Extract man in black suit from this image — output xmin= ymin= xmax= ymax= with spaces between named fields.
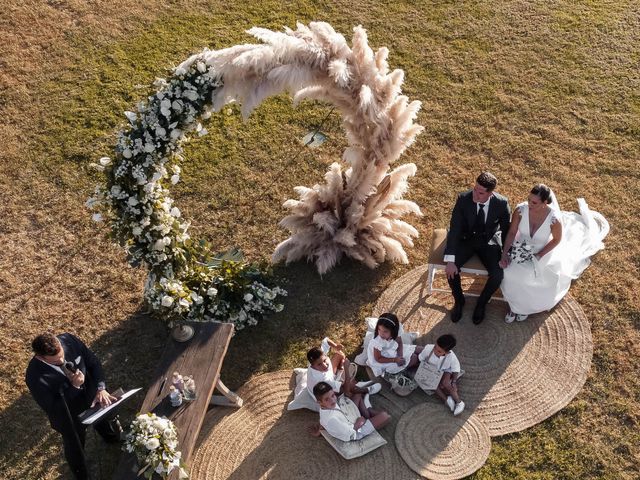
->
xmin=444 ymin=172 xmax=511 ymax=324
xmin=25 ymin=332 xmax=119 ymax=479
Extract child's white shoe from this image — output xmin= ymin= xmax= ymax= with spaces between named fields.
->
xmin=516 ymin=314 xmax=529 ymax=322
xmin=505 ymin=312 xmax=516 ymax=323
xmin=446 ymin=396 xmax=455 ymax=412
xmin=453 ymin=401 xmax=465 ymax=416
xmin=367 ymin=383 xmax=382 ymax=395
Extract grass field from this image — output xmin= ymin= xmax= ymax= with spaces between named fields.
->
xmin=1 ymin=1 xmax=638 ymax=479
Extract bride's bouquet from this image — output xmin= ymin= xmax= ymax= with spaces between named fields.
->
xmin=509 ymin=240 xmax=534 ymax=264
xmin=123 ymin=413 xmax=188 ymax=479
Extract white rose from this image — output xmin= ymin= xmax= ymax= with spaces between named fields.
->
xmin=175 ymin=67 xmax=187 ymax=76
xmin=243 ymin=293 xmax=253 ymax=302
xmin=170 ymin=207 xmax=181 ymax=217
xmin=170 ymin=128 xmax=183 ymax=140
xmin=122 ymin=148 xmax=132 ymax=159
xmin=207 ymin=287 xmax=218 ymax=297
xmin=99 ymin=157 xmax=112 ymax=166
xmin=143 ymin=143 xmax=155 ymax=153
xmin=145 ymin=437 xmax=160 ymax=450
xmin=155 ymin=126 xmax=166 ymax=137
xmin=132 ymin=226 xmax=142 ymax=236
xmin=153 ymin=239 xmax=165 ymax=251
xmin=183 ymin=90 xmax=199 ymax=101
xmin=196 ymin=61 xmax=206 ymax=73
xmin=190 ymin=292 xmax=203 ymax=304
xmin=161 ymin=296 xmax=174 ymax=307
xmin=128 ymin=197 xmax=139 ymax=206
xmin=170 ymin=174 xmax=180 ymax=185
xmin=178 ymin=298 xmax=190 ymax=308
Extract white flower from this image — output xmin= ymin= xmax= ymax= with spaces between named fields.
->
xmin=175 ymin=67 xmax=187 ymax=76
xmin=161 ymin=296 xmax=174 ymax=307
xmin=183 ymin=90 xmax=199 ymax=101
xmin=143 ymin=143 xmax=155 ymax=153
xmin=243 ymin=293 xmax=253 ymax=302
xmin=99 ymin=157 xmax=112 ymax=166
xmin=196 ymin=61 xmax=206 ymax=73
xmin=170 ymin=128 xmax=183 ymax=140
xmin=155 ymin=126 xmax=166 ymax=137
xmin=145 ymin=437 xmax=160 ymax=450
xmin=122 ymin=148 xmax=132 ymax=159
xmin=170 ymin=207 xmax=181 ymax=217
xmin=171 ymin=174 xmax=180 ymax=185
xmin=178 ymin=298 xmax=190 ymax=308
xmin=132 ymin=226 xmax=142 ymax=236
xmin=153 ymin=239 xmax=165 ymax=251
xmin=92 ymin=213 xmax=103 ymax=222
xmin=190 ymin=292 xmax=203 ymax=304
xmin=207 ymin=287 xmax=218 ymax=297
xmin=124 ymin=111 xmax=137 ymax=124
xmin=128 ymin=197 xmax=139 ymax=206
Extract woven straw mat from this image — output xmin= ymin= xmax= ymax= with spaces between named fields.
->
xmin=190 ymin=371 xmax=420 ymax=480
xmin=372 ymin=265 xmax=593 ymax=436
xmin=395 ymin=402 xmax=491 ymax=480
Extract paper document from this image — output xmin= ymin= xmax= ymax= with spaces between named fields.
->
xmin=80 ymin=388 xmax=142 ymax=425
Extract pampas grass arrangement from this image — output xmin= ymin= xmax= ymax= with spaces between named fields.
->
xmin=179 ymin=22 xmax=424 ymax=274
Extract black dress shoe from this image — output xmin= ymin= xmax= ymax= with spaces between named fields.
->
xmin=472 ymin=303 xmax=486 ymax=325
xmin=451 ymin=301 xmax=464 ymax=323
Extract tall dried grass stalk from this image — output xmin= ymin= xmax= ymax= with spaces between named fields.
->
xmin=181 ymin=22 xmax=423 ymax=273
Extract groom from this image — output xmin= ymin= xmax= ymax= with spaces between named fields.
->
xmin=444 ymin=172 xmax=511 ymax=324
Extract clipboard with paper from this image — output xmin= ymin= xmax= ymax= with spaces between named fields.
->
xmin=414 ymin=349 xmax=446 ymax=391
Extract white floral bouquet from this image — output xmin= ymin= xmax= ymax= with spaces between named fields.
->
xmin=124 ymin=413 xmax=188 ymax=479
xmin=508 ymin=240 xmax=534 ymax=264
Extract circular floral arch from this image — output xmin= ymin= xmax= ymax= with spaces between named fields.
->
xmin=89 ymin=22 xmax=423 ymax=328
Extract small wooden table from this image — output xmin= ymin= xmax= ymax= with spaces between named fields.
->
xmin=113 ymin=321 xmax=241 ymax=480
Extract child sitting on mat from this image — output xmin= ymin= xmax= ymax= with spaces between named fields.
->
xmin=417 ymin=334 xmax=465 ymax=416
xmin=366 ymin=313 xmax=422 ymax=377
xmin=307 ymin=338 xmax=381 ymax=398
xmin=310 ymin=381 xmax=390 ymax=441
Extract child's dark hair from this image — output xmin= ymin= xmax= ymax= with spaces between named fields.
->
xmin=307 ymin=346 xmax=323 ymax=364
xmin=436 ymin=334 xmax=456 ymax=351
xmin=313 ymin=381 xmax=333 ymax=400
xmin=374 ymin=312 xmax=400 ymax=339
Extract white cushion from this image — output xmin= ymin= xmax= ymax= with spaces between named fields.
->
xmin=287 ymin=368 xmax=319 ymax=412
xmin=320 ymin=430 xmax=387 ymax=459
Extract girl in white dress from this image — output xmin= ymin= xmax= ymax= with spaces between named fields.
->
xmin=366 ymin=313 xmax=421 ymax=377
xmin=499 ymin=184 xmax=609 ymax=322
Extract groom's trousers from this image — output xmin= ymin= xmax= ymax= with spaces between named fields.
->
xmin=447 ymin=239 xmax=503 ymax=306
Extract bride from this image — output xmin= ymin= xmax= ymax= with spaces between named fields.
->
xmin=499 ymin=184 xmax=609 ymax=323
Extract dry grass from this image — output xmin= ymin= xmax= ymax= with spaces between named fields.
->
xmin=0 ymin=1 xmax=638 ymax=479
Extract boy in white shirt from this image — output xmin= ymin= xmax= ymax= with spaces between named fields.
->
xmin=311 ymin=381 xmax=390 ymax=442
xmin=417 ymin=334 xmax=465 ymax=416
xmin=306 ymin=338 xmax=381 ymax=398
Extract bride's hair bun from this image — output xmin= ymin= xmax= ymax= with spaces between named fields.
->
xmin=531 ymin=183 xmax=552 ymax=204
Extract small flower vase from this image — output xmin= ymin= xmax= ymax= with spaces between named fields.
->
xmin=182 ymin=376 xmax=197 ymax=401
xmin=169 ymin=386 xmax=183 ymax=407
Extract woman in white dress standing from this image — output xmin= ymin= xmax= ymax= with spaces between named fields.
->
xmin=499 ymin=184 xmax=609 ymax=322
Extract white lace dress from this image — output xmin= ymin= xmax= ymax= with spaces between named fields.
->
xmin=501 ymin=199 xmax=609 ymax=315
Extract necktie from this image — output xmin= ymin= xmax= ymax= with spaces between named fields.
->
xmin=474 ymin=204 xmax=485 ymax=233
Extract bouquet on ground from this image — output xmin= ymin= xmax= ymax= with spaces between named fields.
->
xmin=123 ymin=413 xmax=188 ymax=479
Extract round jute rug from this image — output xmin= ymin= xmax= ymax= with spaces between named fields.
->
xmin=190 ymin=371 xmax=418 ymax=480
xmin=395 ymin=403 xmax=491 ymax=480
xmin=373 ymin=265 xmax=593 ymax=436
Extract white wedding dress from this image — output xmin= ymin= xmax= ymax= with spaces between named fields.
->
xmin=501 ymin=197 xmax=609 ymax=315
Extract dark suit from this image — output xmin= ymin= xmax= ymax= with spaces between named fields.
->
xmin=25 ymin=333 xmax=114 ymax=479
xmin=445 ymin=190 xmax=511 ymax=306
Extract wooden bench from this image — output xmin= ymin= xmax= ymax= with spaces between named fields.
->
xmin=427 ymin=228 xmax=504 ymax=300
xmin=113 ymin=321 xmax=241 ymax=480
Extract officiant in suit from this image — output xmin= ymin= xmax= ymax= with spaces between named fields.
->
xmin=444 ymin=172 xmax=511 ymax=324
xmin=25 ymin=332 xmax=119 ymax=479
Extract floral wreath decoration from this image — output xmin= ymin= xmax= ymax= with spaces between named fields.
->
xmin=88 ymin=22 xmax=423 ymax=329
